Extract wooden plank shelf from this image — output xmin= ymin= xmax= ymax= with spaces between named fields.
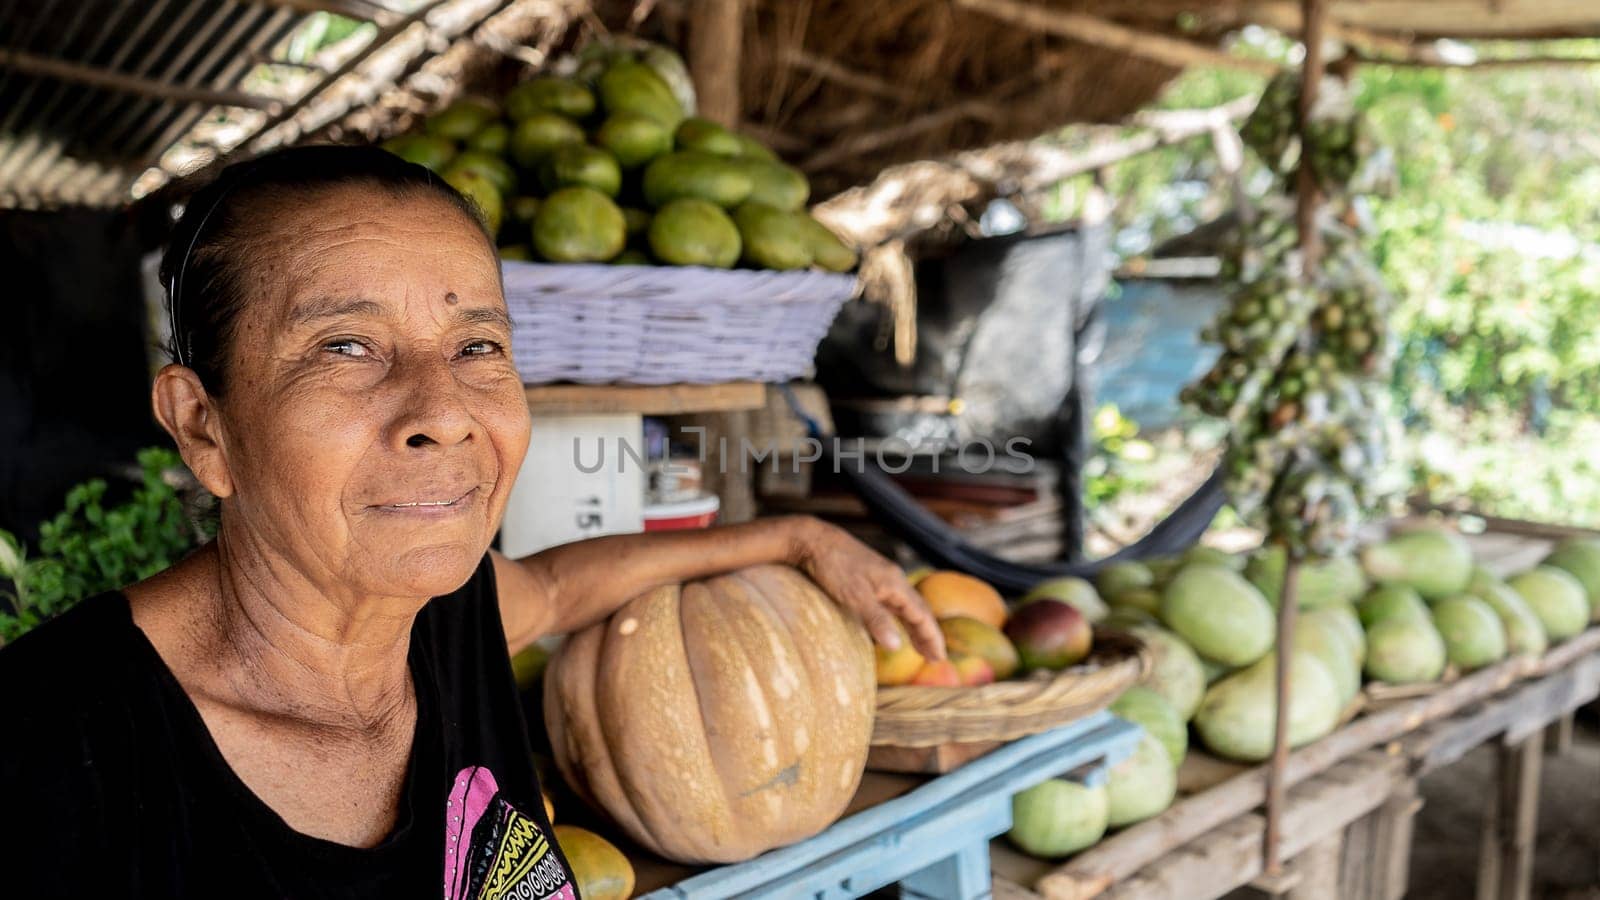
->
xmin=636 ymin=712 xmax=1143 ymax=900
xmin=524 ymin=382 xmax=766 ymax=416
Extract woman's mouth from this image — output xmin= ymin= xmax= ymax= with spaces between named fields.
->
xmin=374 ymin=486 xmax=479 ymax=515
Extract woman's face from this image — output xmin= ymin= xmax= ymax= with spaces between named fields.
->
xmin=210 ymin=185 xmax=530 ymax=599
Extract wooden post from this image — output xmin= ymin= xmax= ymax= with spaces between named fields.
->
xmin=1264 ymin=554 xmax=1302 ymax=874
xmin=1287 ymin=832 xmax=1344 ymax=900
xmin=1545 ymin=711 xmax=1574 ymax=756
xmin=687 ymin=0 xmax=743 ymax=127
xmin=1268 ymin=0 xmax=1328 ymax=877
xmin=1477 ymin=731 xmax=1543 ymax=900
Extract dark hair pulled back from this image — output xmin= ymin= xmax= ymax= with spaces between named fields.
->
xmin=159 ymin=144 xmax=491 ymax=394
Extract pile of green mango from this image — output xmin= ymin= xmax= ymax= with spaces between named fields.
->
xmin=1003 ymin=526 xmax=1599 ymax=863
xmin=380 ymin=41 xmax=856 ymax=272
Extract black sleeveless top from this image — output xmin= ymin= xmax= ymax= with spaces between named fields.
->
xmin=0 ymin=554 xmax=579 ymax=899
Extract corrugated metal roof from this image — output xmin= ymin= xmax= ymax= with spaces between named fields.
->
xmin=0 ymin=0 xmax=559 ymax=208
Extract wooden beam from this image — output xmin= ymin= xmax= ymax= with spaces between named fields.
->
xmin=0 ymin=48 xmax=280 ymax=111
xmin=687 ymin=0 xmax=743 ymax=127
xmin=524 ymin=382 xmax=766 ymax=417
xmin=780 ymin=48 xmax=919 ymax=104
xmin=262 ymin=0 xmax=401 ymax=26
xmin=1039 ymin=651 xmax=1539 ymax=899
xmin=953 ymin=0 xmax=1280 ymax=75
xmin=1353 ymin=50 xmax=1600 ymax=69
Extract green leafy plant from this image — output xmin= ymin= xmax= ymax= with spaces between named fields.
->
xmin=0 ymin=448 xmax=203 ymax=644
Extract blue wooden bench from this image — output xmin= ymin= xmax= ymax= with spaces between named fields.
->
xmin=640 ymin=711 xmax=1142 ymax=900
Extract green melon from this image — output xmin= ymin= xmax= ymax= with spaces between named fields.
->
xmin=1542 ymin=538 xmax=1600 ymax=613
xmin=1363 ymin=616 xmax=1447 ymax=684
xmin=1358 ymin=584 xmax=1430 ymax=628
xmin=1106 ymin=734 xmax=1177 ymax=827
xmin=1468 ymin=567 xmax=1548 ymax=657
xmin=1009 ymin=779 xmax=1108 ymax=858
xmin=1128 ymin=625 xmax=1206 ymax=722
xmin=1161 ymin=563 xmax=1275 ymax=667
xmin=1109 ymin=686 xmax=1186 ymax=768
xmin=1507 ymin=566 xmax=1589 ymax=640
xmin=1360 ymin=527 xmax=1473 ymax=600
xmin=1431 ymin=595 xmax=1508 ymax=670
xmin=1194 ymin=652 xmax=1342 ymax=762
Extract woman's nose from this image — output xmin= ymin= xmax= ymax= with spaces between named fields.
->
xmin=389 ymin=355 xmax=474 ymax=449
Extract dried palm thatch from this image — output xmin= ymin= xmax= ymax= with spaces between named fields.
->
xmin=612 ymin=0 xmax=1223 ymax=196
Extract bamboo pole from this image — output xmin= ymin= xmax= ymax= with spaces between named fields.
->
xmin=687 ymin=0 xmax=743 ymax=127
xmin=952 ymin=0 xmax=1281 ymax=76
xmin=0 ymin=48 xmax=280 ymax=111
xmin=1264 ymin=0 xmax=1329 ymax=877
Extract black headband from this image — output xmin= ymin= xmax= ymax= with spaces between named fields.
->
xmin=165 ymin=159 xmax=261 ymax=369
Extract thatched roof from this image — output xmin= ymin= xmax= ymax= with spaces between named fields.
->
xmin=4 ymin=0 xmax=1600 ymax=208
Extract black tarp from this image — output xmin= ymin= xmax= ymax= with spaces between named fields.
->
xmin=1 ymin=206 xmax=165 ymax=542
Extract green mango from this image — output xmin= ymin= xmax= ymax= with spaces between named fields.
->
xmin=1431 ymin=595 xmax=1507 ymax=670
xmin=510 ymin=643 xmax=550 ymax=691
xmin=595 ymin=112 xmax=674 ymax=168
xmin=648 ymin=198 xmax=740 ymax=268
xmin=1096 ymin=561 xmax=1155 ymax=599
xmin=444 ymin=150 xmax=517 ymax=196
xmin=1109 ymin=588 xmax=1161 ymax=619
xmin=675 ymin=116 xmax=744 ymax=156
xmin=1106 ymin=734 xmax=1177 ymax=827
xmin=1161 ymin=563 xmax=1275 ymax=668
xmin=506 ymin=76 xmax=595 ymax=121
xmin=1507 ymin=566 xmax=1589 ymax=640
xmin=621 ymin=207 xmax=652 ymax=236
xmin=737 ymin=157 xmax=810 ymax=211
xmin=467 ymin=121 xmax=510 ymax=155
xmin=639 ymin=44 xmax=697 ymax=114
xmin=1103 ymin=606 xmax=1159 ymax=630
xmin=642 ymin=151 xmax=754 ymax=208
xmin=1182 ymin=545 xmax=1242 ymax=571
xmin=381 ymin=133 xmax=457 ymax=171
xmin=1293 ymin=614 xmax=1361 ymax=705
xmin=1109 ymin=686 xmax=1186 ymax=768
xmin=1358 ymin=584 xmax=1429 ymax=628
xmin=443 ymin=168 xmax=503 ymax=235
xmin=1468 ymin=567 xmax=1548 ymax=657
xmin=510 ymin=113 xmax=585 ymax=169
xmin=1009 ymin=779 xmax=1107 ymax=858
xmin=1246 ymin=545 xmax=1368 ymax=609
xmin=1541 ymin=537 xmax=1600 ymax=613
xmin=1022 ymin=576 xmax=1109 ymax=623
xmin=540 ymin=144 xmax=622 ymax=197
xmin=598 ymin=60 xmax=684 ymax=128
xmin=1360 ymin=527 xmax=1473 ymax=600
xmin=798 ymin=213 xmax=857 ymax=272
xmin=1128 ymin=625 xmax=1206 ymax=721
xmin=733 ymin=203 xmax=812 ymax=271
xmin=1364 ymin=616 xmax=1448 ymax=684
xmin=508 ymin=196 xmax=542 ymax=225
xmin=612 ymin=248 xmax=654 ymax=266
xmin=532 ymin=187 xmax=625 ymax=263
xmin=734 ymin=132 xmax=778 ymax=161
xmin=1195 ymin=651 xmax=1342 ymax=762
xmin=426 ymin=97 xmax=499 ymax=140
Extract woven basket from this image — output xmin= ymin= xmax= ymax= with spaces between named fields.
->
xmin=502 ymin=261 xmax=856 ymax=385
xmin=872 ymin=630 xmax=1151 ymax=748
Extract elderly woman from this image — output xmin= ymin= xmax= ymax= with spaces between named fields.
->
xmin=0 ymin=145 xmax=943 ymax=899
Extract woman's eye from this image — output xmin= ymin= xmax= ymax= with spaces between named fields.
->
xmin=461 ymin=340 xmax=504 ymax=358
xmin=323 ymin=339 xmax=370 ymax=358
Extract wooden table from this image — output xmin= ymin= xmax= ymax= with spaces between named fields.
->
xmin=635 ymin=712 xmax=1143 ymax=899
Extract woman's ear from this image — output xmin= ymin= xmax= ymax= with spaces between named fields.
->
xmin=152 ymin=365 xmax=235 ymax=499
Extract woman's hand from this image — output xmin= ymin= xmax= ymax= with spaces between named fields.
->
xmin=789 ymin=518 xmax=946 ymax=661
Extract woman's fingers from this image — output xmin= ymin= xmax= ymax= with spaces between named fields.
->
xmin=878 ymin=577 xmax=946 ymax=660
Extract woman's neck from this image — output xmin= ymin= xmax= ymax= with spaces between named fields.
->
xmin=134 ymin=537 xmax=426 ymax=731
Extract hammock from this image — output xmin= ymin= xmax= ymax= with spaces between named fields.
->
xmin=781 ymin=386 xmax=1223 ymax=594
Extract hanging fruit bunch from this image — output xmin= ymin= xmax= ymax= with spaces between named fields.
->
xmin=1183 ymin=70 xmax=1400 ymax=557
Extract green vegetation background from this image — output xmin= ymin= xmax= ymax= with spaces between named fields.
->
xmin=1066 ymin=37 xmax=1600 ymax=529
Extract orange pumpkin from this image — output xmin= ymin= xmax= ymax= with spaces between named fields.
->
xmin=543 ymin=564 xmax=876 ymax=864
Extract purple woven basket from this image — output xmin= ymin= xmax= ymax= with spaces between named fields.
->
xmin=502 ymin=261 xmax=856 ymax=385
